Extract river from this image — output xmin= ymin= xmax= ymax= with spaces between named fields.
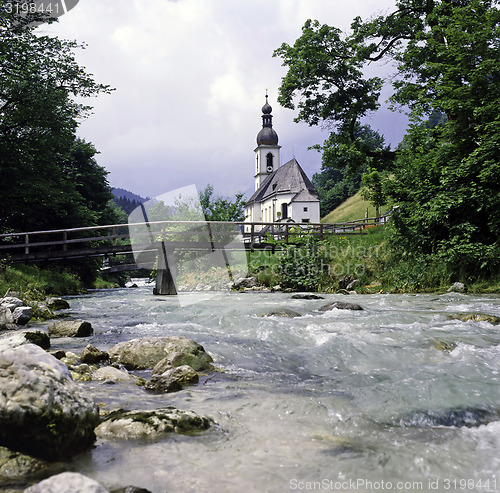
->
xmin=49 ymin=284 xmax=500 ymax=493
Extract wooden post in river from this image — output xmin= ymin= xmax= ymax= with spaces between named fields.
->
xmin=153 ymin=241 xmax=177 ymax=296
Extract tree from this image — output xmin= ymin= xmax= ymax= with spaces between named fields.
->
xmin=274 ymin=0 xmax=500 ymax=280
xmin=199 ymin=184 xmax=246 ymax=222
xmin=312 ymin=124 xmax=388 ymax=216
xmin=0 ymin=1 xmax=114 ymax=233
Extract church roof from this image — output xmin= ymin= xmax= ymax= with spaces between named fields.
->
xmin=247 ymin=158 xmax=319 ymax=205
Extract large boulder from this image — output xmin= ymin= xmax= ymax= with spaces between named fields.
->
xmin=24 ymin=472 xmax=109 ymax=493
xmin=12 ymin=306 xmax=33 ymax=325
xmin=145 ymin=365 xmax=199 ymax=393
xmin=0 ymin=344 xmax=99 ymax=461
xmin=45 ymin=297 xmax=71 ymax=310
xmin=152 ymin=350 xmax=213 ymax=374
xmin=95 ymin=407 xmax=213 ymax=440
xmin=48 ymin=320 xmax=93 ymax=338
xmin=319 ymin=301 xmax=364 ymax=311
xmin=93 ymin=366 xmax=135 ymax=383
xmin=108 ymin=336 xmax=213 ymax=371
xmin=80 ymin=344 xmax=109 ymax=364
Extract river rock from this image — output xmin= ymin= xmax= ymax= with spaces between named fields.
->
xmin=319 ymin=301 xmax=364 ymax=311
xmin=0 ymin=446 xmax=55 ymax=481
xmin=24 ymin=472 xmax=109 ymax=493
xmin=0 ymin=296 xmax=24 ymax=311
xmin=24 ymin=331 xmax=51 ymax=350
xmin=93 ymin=366 xmax=135 ymax=383
xmin=0 ymin=330 xmax=30 ymax=348
xmin=45 ymin=297 xmax=70 ymax=310
xmin=152 ymin=350 xmax=213 ymax=374
xmin=111 ymin=487 xmax=153 ymax=493
xmin=447 ymin=282 xmax=466 ymax=293
xmin=396 ymin=407 xmax=499 ymax=428
xmin=48 ymin=320 xmax=93 ymax=338
xmin=0 ymin=344 xmax=99 ymax=461
xmin=80 ymin=344 xmax=109 ymax=364
xmin=0 ymin=306 xmax=15 ymax=329
xmin=12 ymin=306 xmax=33 ymax=325
xmin=233 ymin=276 xmax=258 ymax=290
xmin=258 ymin=308 xmax=302 ymax=318
xmin=108 ymin=336 xmax=213 ymax=371
xmin=95 ymin=407 xmax=213 ymax=439
xmin=455 ymin=313 xmax=500 ymax=325
xmin=291 ymin=294 xmax=324 ymax=300
xmin=146 ymin=365 xmax=199 ymax=393
xmin=69 ymin=363 xmax=94 ymax=382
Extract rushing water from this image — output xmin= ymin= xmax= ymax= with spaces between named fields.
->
xmin=48 ymin=283 xmax=500 ymax=493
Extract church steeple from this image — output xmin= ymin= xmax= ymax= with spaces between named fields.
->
xmin=256 ymin=92 xmax=279 ymax=146
xmin=254 ymin=92 xmax=281 ymax=191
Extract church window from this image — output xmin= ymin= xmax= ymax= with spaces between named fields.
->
xmin=303 ymin=207 xmax=308 ymax=212
xmin=266 ymin=153 xmax=273 ymax=171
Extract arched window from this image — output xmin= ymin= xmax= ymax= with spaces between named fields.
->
xmin=266 ymin=153 xmax=273 ymax=172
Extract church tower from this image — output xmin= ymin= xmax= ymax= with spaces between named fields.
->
xmin=254 ymin=93 xmax=281 ymax=191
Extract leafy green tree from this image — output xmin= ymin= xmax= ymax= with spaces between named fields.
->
xmin=0 ymin=1 xmax=113 ymax=233
xmin=199 ymin=184 xmax=246 ymax=222
xmin=274 ymin=0 xmax=500 ymax=280
xmin=312 ymin=125 xmax=388 ymax=216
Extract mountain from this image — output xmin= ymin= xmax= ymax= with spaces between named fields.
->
xmin=111 ymin=188 xmax=149 ymax=215
xmin=111 ymin=187 xmax=149 ymax=203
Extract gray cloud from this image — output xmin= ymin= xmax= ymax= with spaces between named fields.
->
xmin=45 ymin=0 xmax=405 ymax=199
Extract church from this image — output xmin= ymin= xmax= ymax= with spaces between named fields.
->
xmin=244 ymin=95 xmax=320 ymax=229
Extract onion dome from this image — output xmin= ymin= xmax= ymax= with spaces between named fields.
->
xmin=256 ymin=94 xmax=279 ymax=146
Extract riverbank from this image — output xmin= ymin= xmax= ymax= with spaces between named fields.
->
xmin=2 ymin=227 xmax=499 ymax=301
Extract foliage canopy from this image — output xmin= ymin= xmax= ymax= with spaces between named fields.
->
xmin=274 ymin=0 xmax=500 ymax=281
xmin=0 ymin=1 xmax=115 ymax=233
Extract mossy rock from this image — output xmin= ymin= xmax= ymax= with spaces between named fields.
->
xmin=432 ymin=340 xmax=457 ymax=352
xmin=319 ymin=301 xmax=364 ymax=311
xmin=95 ymin=407 xmax=213 ymax=439
xmin=455 ymin=313 xmax=500 ymax=325
xmin=24 ymin=331 xmax=50 ymax=350
xmin=257 ymin=308 xmax=302 ymax=318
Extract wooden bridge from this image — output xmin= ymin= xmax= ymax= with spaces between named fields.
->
xmin=0 ymin=217 xmax=384 ymax=267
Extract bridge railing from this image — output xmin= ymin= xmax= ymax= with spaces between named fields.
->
xmin=0 ymin=217 xmax=385 ymax=263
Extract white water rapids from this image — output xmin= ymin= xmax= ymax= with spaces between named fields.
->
xmin=48 ymin=284 xmax=500 ymax=493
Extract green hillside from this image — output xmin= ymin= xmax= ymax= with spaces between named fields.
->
xmin=321 ymin=191 xmax=393 ymax=223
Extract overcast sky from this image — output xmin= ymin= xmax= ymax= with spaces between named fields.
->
xmin=44 ymin=0 xmax=407 ymax=200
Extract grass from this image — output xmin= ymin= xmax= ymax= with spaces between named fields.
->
xmin=322 ymin=191 xmax=393 ymax=223
xmin=0 ymin=263 xmax=86 ymax=300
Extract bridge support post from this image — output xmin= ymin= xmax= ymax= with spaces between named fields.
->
xmin=153 ymin=243 xmax=177 ymax=296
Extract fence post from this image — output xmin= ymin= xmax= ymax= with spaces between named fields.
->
xmin=112 ymin=226 xmax=117 ymax=247
xmin=63 ymin=231 xmax=68 ymax=251
xmin=24 ymin=234 xmax=29 ymax=255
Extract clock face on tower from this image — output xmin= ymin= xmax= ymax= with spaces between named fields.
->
xmin=267 ymin=165 xmax=273 ymax=173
